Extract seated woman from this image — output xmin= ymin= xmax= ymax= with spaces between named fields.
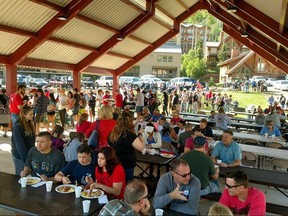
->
xmin=143 ymin=106 xmax=152 ymax=122
xmin=51 ymin=125 xmax=66 ymax=152
xmin=215 ymin=107 xmax=231 ymax=130
xmin=259 ymin=120 xmax=281 ymax=137
xmin=140 ymin=123 xmax=162 ymax=149
xmin=76 ymin=113 xmax=91 ymax=134
xmin=149 ymin=108 xmax=163 ymax=123
xmin=63 ymin=132 xmax=85 ymax=162
xmin=87 ymin=146 xmax=126 ymax=199
xmin=54 ymin=144 xmax=95 ymax=186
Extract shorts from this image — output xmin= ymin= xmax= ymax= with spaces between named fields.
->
xmin=47 ymin=111 xmax=56 ymax=116
xmin=34 ymin=113 xmax=45 ymax=123
xmin=136 ymin=106 xmax=143 ymax=113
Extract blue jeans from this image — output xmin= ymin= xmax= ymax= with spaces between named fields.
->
xmin=125 ymin=168 xmax=134 ymax=183
xmin=11 ymin=113 xmax=20 ymax=127
xmin=12 ymin=156 xmax=25 ymax=175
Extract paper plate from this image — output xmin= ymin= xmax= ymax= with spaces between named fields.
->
xmin=160 ymin=153 xmax=175 ymax=158
xmin=55 ymin=184 xmax=76 ymax=193
xmin=81 ymin=189 xmax=104 ymax=199
xmin=18 ymin=177 xmax=41 ymax=185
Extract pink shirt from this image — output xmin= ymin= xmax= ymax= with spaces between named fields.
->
xmin=220 ymin=188 xmax=266 ymax=216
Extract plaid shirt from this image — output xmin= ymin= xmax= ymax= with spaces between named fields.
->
xmin=99 ymin=199 xmax=139 ymax=216
xmin=35 ymin=95 xmax=49 ymax=114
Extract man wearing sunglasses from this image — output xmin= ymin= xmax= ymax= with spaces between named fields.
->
xmin=219 ymin=171 xmax=266 ymax=216
xmin=153 ymin=158 xmax=201 ymax=215
xmin=211 ymin=130 xmax=241 ymax=167
xmin=99 ymin=180 xmax=150 ymax=215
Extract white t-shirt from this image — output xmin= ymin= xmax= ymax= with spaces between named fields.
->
xmin=135 ymin=92 xmax=144 ymax=106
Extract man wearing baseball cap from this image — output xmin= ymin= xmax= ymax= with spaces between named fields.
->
xmin=182 ymin=136 xmax=220 ymax=195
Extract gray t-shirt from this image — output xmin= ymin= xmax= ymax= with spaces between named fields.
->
xmin=26 ymin=147 xmax=66 ymax=177
xmin=153 ymin=172 xmax=201 ymax=215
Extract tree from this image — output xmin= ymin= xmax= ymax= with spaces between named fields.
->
xmin=218 ymin=43 xmax=228 ymax=62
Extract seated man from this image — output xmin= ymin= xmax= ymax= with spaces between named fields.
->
xmin=20 ymin=132 xmax=66 ymax=182
xmin=182 ymin=137 xmax=220 ymax=196
xmin=153 ymin=158 xmax=201 ymax=215
xmin=211 ymin=130 xmax=242 ymax=167
xmin=99 ymin=180 xmax=150 ymax=215
xmin=193 ymin=118 xmax=214 ymax=140
xmin=177 ymin=123 xmax=193 ymax=154
xmin=220 ymin=171 xmax=266 ymax=215
xmin=184 ymin=128 xmax=209 ymax=153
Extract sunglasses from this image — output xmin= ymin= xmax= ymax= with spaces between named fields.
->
xmin=225 ymin=183 xmax=242 ymax=189
xmin=174 ymin=171 xmax=191 ymax=178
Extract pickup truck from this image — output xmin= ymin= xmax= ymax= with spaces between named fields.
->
xmin=82 ymin=77 xmax=94 ymax=89
xmin=95 ymin=76 xmax=113 ymax=87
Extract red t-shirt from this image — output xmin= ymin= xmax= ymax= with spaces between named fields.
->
xmin=185 ymin=137 xmax=209 ymax=152
xmin=95 ymin=164 xmax=126 ymax=199
xmin=170 ymin=117 xmax=182 ymax=125
xmin=115 ymin=94 xmax=123 ymax=108
xmin=220 ymin=188 xmax=266 ymax=216
xmin=85 ymin=119 xmax=116 ymax=148
xmin=76 ymin=121 xmax=92 ymax=134
xmin=102 ymin=94 xmax=110 ymax=106
xmin=10 ymin=93 xmax=23 ymax=114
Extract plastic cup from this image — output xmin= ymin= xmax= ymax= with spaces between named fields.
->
xmin=264 ymin=133 xmax=268 ymax=137
xmin=46 ymin=181 xmax=53 ymax=192
xmin=217 ymin=159 xmax=222 ymax=164
xmin=75 ymin=186 xmax=82 ymax=198
xmin=155 ymin=209 xmax=164 ymax=216
xmin=272 ymin=135 xmax=275 ymax=139
xmin=20 ymin=177 xmax=28 ymax=188
xmin=82 ymin=200 xmax=91 ymax=214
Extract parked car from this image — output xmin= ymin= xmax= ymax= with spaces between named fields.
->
xmin=95 ymin=76 xmax=113 ymax=87
xmin=81 ymin=77 xmax=94 ymax=89
xmin=141 ymin=77 xmax=164 ymax=87
xmin=120 ymin=76 xmax=143 ymax=88
xmin=266 ymin=78 xmax=277 ymax=86
xmin=27 ymin=78 xmax=48 ymax=88
xmin=249 ymin=76 xmax=265 ymax=83
xmin=274 ymin=80 xmax=288 ymax=90
xmin=170 ymin=77 xmax=196 ymax=88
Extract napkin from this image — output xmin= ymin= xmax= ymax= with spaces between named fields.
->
xmin=31 ymin=181 xmax=46 ymax=188
xmin=98 ymin=195 xmax=108 ymax=204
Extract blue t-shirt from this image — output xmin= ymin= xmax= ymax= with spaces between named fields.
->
xmin=259 ymin=126 xmax=281 ymax=136
xmin=212 ymin=141 xmax=242 ymax=164
xmin=61 ymin=160 xmax=95 ymax=185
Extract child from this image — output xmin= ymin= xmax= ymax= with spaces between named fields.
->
xmin=76 ymin=113 xmax=91 ymax=134
xmin=51 ymin=125 xmax=66 ymax=152
xmin=134 ymin=113 xmax=147 ymax=135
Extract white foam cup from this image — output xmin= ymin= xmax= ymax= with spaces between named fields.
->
xmin=45 ymin=181 xmax=53 ymax=192
xmin=217 ymin=159 xmax=222 ymax=164
xmin=155 ymin=209 xmax=164 ymax=216
xmin=264 ymin=133 xmax=268 ymax=137
xmin=75 ymin=186 xmax=82 ymax=198
xmin=82 ymin=200 xmax=91 ymax=213
xmin=272 ymin=135 xmax=275 ymax=139
xmin=20 ymin=177 xmax=28 ymax=188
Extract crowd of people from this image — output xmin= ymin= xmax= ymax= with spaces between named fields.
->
xmin=1 ymin=81 xmax=283 ymax=215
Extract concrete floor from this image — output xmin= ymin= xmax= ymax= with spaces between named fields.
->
xmin=0 ymin=129 xmax=286 ymax=215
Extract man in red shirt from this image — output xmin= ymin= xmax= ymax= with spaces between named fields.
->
xmin=115 ymin=89 xmax=123 ymax=108
xmin=220 ymin=171 xmax=266 ymax=216
xmin=10 ymin=84 xmax=27 ymax=126
xmin=102 ymin=90 xmax=111 ymax=106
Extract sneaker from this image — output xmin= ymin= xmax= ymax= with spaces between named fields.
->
xmin=3 ymin=134 xmax=7 ymax=138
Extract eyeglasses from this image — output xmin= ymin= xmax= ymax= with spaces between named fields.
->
xmin=225 ymin=183 xmax=242 ymax=189
xmin=137 ymin=194 xmax=149 ymax=203
xmin=174 ymin=171 xmax=191 ymax=178
xmin=268 ymin=124 xmax=273 ymax=126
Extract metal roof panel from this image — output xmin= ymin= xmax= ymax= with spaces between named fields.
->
xmin=0 ymin=32 xmax=28 ymax=55
xmin=157 ymin=0 xmax=186 ymax=18
xmin=28 ymin=41 xmax=91 ymax=64
xmin=52 ymin=18 xmax=115 ymax=48
xmin=91 ymin=54 xmax=129 ymax=70
xmin=110 ymin=38 xmax=148 ymax=57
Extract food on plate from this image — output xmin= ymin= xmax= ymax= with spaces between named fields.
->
xmin=160 ymin=153 xmax=174 ymax=158
xmin=57 ymin=185 xmax=75 ymax=193
xmin=81 ymin=189 xmax=103 ymax=198
xmin=27 ymin=178 xmax=41 ymax=185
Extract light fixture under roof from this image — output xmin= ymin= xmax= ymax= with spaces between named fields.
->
xmin=241 ymin=32 xmax=249 ymax=38
xmin=57 ymin=15 xmax=68 ymax=21
xmin=117 ymin=36 xmax=124 ymax=41
xmin=227 ymin=6 xmax=237 ymax=13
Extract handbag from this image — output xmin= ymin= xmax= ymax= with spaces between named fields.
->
xmin=87 ymin=120 xmax=100 ymax=149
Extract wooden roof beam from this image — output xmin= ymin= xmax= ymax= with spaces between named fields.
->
xmin=0 ymin=24 xmax=37 ymax=38
xmin=116 ymin=1 xmax=203 ymax=75
xmin=29 ymin=0 xmax=63 ymax=12
xmin=204 ymin=3 xmax=288 ymax=67
xmin=279 ymin=0 xmax=288 ymax=33
xmin=223 ymin=25 xmax=288 ymax=72
xmin=76 ymin=0 xmax=156 ymax=73
xmin=213 ymin=0 xmax=288 ymax=48
xmin=10 ymin=0 xmax=93 ymax=65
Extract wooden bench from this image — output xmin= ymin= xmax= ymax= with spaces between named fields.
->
xmin=201 ymin=193 xmax=288 ymax=215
